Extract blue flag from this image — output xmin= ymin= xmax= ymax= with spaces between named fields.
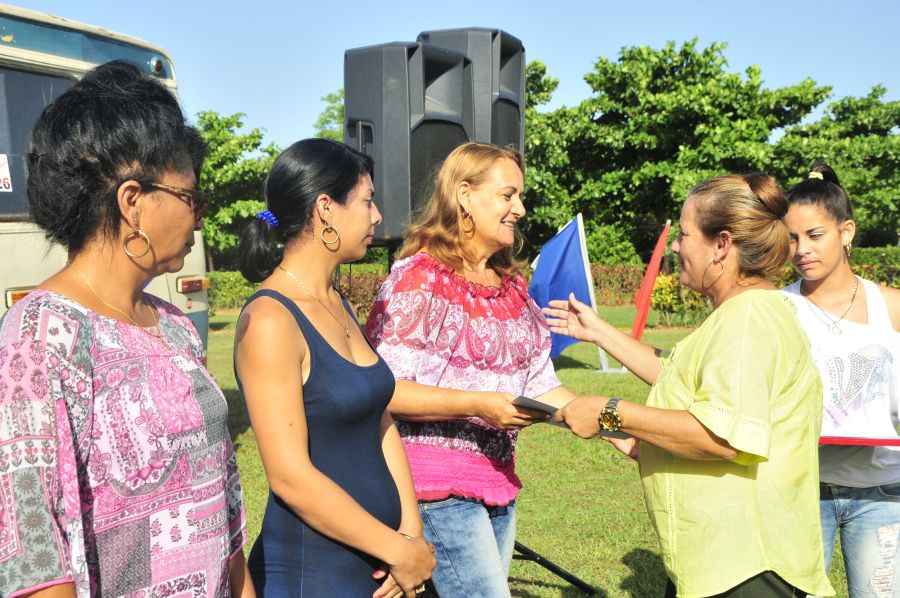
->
xmin=528 ymin=214 xmax=596 ymax=358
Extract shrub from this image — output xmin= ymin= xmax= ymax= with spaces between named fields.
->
xmin=650 ymin=273 xmax=711 ymax=327
xmin=591 ymin=264 xmax=645 ymax=306
xmin=337 ymin=270 xmax=387 ymax=321
xmin=852 ymin=247 xmax=900 ymax=289
xmin=650 ymin=246 xmax=899 ymax=327
xmin=773 ymin=247 xmax=899 ymax=289
xmin=585 ymin=225 xmax=642 ymax=266
xmin=208 ymin=271 xmax=257 ymax=313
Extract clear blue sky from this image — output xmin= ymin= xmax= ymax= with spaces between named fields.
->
xmin=15 ymin=0 xmax=900 ymax=149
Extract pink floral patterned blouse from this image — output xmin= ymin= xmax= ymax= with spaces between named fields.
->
xmin=0 ymin=290 xmax=245 ymax=597
xmin=365 ymin=253 xmax=561 ymax=506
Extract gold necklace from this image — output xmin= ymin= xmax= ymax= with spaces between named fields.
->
xmin=801 ymin=277 xmax=859 ymax=335
xmin=460 ymin=262 xmax=499 ymax=287
xmin=66 ymin=261 xmax=169 ymax=347
xmin=278 ymin=265 xmax=351 ymax=337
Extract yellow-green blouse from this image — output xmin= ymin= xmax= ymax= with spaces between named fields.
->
xmin=640 ymin=290 xmax=833 ymax=597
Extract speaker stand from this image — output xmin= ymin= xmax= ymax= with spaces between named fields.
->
xmin=513 ymin=541 xmax=600 ymax=594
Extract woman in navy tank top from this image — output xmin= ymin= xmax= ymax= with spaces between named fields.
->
xmin=234 ymin=138 xmax=435 ymax=597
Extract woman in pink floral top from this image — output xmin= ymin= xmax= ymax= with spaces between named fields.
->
xmin=0 ymin=62 xmax=249 ymax=597
xmin=365 ymin=142 xmax=576 ymax=596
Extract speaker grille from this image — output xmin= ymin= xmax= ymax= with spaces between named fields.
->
xmin=409 ymin=121 xmax=468 ymax=213
xmin=491 ymin=99 xmax=521 ymax=151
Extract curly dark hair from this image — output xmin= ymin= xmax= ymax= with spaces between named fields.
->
xmin=27 ymin=60 xmax=206 ymax=252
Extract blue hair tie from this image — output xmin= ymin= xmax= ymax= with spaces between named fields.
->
xmin=255 ymin=209 xmax=279 ymax=228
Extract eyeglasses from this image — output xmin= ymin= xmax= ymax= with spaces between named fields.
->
xmin=141 ymin=181 xmax=212 ymax=217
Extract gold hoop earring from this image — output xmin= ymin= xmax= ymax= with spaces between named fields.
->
xmin=123 ymin=228 xmax=152 ymax=258
xmin=702 ymin=258 xmax=725 ymax=288
xmin=320 ymin=221 xmax=340 ymax=245
xmin=461 ymin=210 xmax=475 ymax=234
xmin=844 ymin=243 xmax=852 ymax=260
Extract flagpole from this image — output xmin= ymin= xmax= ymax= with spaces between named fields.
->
xmin=576 ymin=214 xmax=627 ymax=374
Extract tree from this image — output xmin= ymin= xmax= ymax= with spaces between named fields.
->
xmin=521 ymin=60 xmax=581 ymax=257
xmin=563 ymin=40 xmax=829 ymax=257
xmin=771 ymin=86 xmax=900 ymax=246
xmin=196 ymin=111 xmax=280 ymax=269
xmin=314 ymin=89 xmax=344 ymax=141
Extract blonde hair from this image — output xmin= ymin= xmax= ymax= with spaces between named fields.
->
xmin=397 ymin=142 xmax=527 ymax=277
xmin=689 ymin=173 xmax=791 ymax=280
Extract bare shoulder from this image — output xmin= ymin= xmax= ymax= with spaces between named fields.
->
xmin=877 ymin=284 xmax=900 ymax=331
xmin=235 ymin=294 xmax=306 ymax=359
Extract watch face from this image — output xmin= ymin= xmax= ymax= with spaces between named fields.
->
xmin=600 ymin=412 xmax=615 ymax=429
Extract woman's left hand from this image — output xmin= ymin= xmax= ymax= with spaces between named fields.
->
xmin=604 ymin=436 xmax=640 ymax=460
xmin=372 ymin=569 xmax=404 ymax=598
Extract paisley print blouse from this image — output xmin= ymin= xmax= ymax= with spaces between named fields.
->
xmin=0 ymin=290 xmax=245 ymax=597
xmin=365 ymin=253 xmax=561 ymax=506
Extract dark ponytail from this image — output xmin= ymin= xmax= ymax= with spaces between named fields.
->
xmin=237 ymin=138 xmax=374 ymax=283
xmin=238 ymin=216 xmax=285 ymax=283
xmin=785 ymin=163 xmax=853 ymax=223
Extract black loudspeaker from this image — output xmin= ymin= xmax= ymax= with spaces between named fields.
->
xmin=417 ymin=28 xmax=525 ymax=152
xmin=344 ymin=42 xmax=474 ymax=242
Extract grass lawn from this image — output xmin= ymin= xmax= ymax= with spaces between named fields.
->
xmin=208 ymin=309 xmax=847 ymax=597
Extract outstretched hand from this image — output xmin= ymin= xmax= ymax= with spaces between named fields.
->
xmin=477 ymin=392 xmax=549 ymax=430
xmin=542 ymin=293 xmax=603 ymax=344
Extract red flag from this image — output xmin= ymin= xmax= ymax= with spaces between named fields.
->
xmin=631 ymin=220 xmax=671 ymax=341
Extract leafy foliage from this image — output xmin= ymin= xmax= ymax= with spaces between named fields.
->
xmin=650 ymin=274 xmax=712 ymax=326
xmin=650 ymin=246 xmax=900 ymax=325
xmin=197 ymin=111 xmax=280 ymax=268
xmin=585 ymin=224 xmax=642 ymax=265
xmin=770 ymin=86 xmax=900 ymax=246
xmin=521 ymin=60 xmax=580 ymax=257
xmin=591 ymin=264 xmax=644 ymax=305
xmin=523 ymin=40 xmax=831 ymax=261
xmin=313 ymin=89 xmax=344 ymax=142
xmin=207 ymin=270 xmax=257 ymax=312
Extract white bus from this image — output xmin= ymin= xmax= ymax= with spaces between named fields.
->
xmin=0 ymin=3 xmax=210 ymax=349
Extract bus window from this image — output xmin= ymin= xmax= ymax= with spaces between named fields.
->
xmin=0 ymin=67 xmax=73 ymax=218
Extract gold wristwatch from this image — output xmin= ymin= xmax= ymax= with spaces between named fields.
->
xmin=598 ymin=397 xmax=623 ymax=432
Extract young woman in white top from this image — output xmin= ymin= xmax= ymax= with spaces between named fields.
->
xmin=782 ymin=163 xmax=900 ymax=598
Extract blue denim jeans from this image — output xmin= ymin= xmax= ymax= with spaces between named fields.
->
xmin=418 ymin=496 xmax=516 ymax=598
xmin=820 ymin=482 xmax=900 ymax=598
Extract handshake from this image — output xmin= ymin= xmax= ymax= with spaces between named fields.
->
xmin=481 ymin=394 xmax=639 ymax=459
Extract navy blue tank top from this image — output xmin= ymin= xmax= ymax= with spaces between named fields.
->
xmin=239 ymin=289 xmax=401 ymax=597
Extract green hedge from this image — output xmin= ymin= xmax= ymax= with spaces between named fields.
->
xmin=208 ymin=246 xmax=899 ymax=324
xmin=590 ymin=264 xmax=645 ymax=305
xmin=208 ymin=271 xmax=257 ymax=312
xmin=208 ymin=264 xmax=389 ymax=318
xmin=649 ymin=246 xmax=900 ymax=326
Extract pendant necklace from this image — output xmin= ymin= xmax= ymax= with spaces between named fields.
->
xmin=801 ymin=277 xmax=859 ymax=335
xmin=279 ymin=265 xmax=351 ymax=337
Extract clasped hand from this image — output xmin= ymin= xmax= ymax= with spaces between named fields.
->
xmin=372 ymin=535 xmax=436 ymax=598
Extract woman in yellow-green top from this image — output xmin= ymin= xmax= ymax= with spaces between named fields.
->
xmin=543 ymin=173 xmax=833 ymax=598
